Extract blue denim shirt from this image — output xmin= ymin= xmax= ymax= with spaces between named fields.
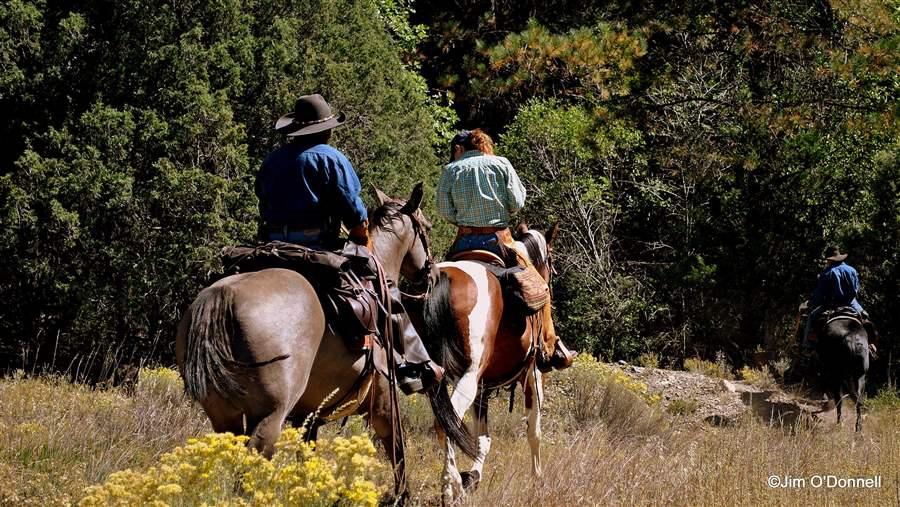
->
xmin=810 ymin=262 xmax=863 ymax=312
xmin=255 ymin=142 xmax=367 ymax=230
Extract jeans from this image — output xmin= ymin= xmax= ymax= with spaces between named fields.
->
xmin=447 ymin=233 xmax=505 ymax=258
xmin=268 ymin=230 xmax=324 ymax=249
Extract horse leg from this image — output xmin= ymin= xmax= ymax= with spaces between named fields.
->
xmin=246 ymin=408 xmax=288 ymax=458
xmin=461 ymin=389 xmax=490 ymax=491
xmin=202 ymin=391 xmax=245 ymax=434
xmin=367 ymin=375 xmax=407 ymax=501
xmin=524 ymin=365 xmax=544 ymax=478
xmin=442 ymin=369 xmax=479 ymax=505
xmin=833 ymin=384 xmax=843 ymax=427
xmin=853 ymin=375 xmax=866 ymax=432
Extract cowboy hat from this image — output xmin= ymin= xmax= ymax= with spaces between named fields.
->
xmin=275 ymin=94 xmax=346 ymax=137
xmin=822 ymin=245 xmax=848 ymax=262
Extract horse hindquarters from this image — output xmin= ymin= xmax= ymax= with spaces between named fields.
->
xmin=177 ymin=269 xmax=327 ymax=455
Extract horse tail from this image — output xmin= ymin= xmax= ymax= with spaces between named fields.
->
xmin=182 ymin=285 xmax=245 ymax=402
xmin=424 ymin=271 xmax=471 ymax=381
xmin=428 ymin=379 xmax=479 ymax=459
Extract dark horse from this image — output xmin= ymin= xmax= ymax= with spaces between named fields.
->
xmin=816 ymin=313 xmax=869 ymax=432
xmin=175 ymin=184 xmax=477 ymax=495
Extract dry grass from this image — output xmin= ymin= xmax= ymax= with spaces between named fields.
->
xmin=1 ymin=364 xmax=899 ymax=506
xmin=0 ymin=369 xmax=209 ymax=505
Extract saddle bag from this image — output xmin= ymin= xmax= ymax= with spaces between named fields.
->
xmin=508 ymin=267 xmax=551 ymax=313
xmin=482 ymin=265 xmax=550 ymax=315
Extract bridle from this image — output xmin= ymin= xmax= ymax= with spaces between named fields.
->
xmin=400 ymin=208 xmax=435 ymax=299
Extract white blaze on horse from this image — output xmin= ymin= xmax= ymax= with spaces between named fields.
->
xmin=416 ymin=223 xmax=576 ymax=504
xmin=175 ymin=184 xmax=477 ymax=497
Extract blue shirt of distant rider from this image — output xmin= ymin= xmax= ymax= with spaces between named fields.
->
xmin=809 ymin=262 xmax=863 ymax=313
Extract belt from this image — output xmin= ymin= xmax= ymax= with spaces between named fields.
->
xmin=267 ymin=225 xmax=323 ymax=235
xmin=457 ymin=226 xmax=506 ymax=235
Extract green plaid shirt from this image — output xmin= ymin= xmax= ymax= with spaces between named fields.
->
xmin=437 ymin=151 xmax=526 ymax=227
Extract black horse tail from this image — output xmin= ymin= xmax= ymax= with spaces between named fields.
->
xmin=428 ymin=379 xmax=479 ymax=459
xmin=182 ymin=285 xmax=246 ymax=401
xmin=423 ymin=271 xmax=471 ymax=381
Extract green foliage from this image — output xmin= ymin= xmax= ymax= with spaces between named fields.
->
xmin=867 ymin=385 xmax=900 ymax=412
xmin=0 ymin=0 xmax=445 ymax=369
xmin=500 ymin=99 xmax=654 ymax=358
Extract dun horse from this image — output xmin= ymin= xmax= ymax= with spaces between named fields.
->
xmin=416 ymin=224 xmax=576 ymax=504
xmin=175 ymin=184 xmax=477 ymax=494
xmin=816 ymin=312 xmax=870 ymax=432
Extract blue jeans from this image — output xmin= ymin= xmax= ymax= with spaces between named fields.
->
xmin=447 ymin=233 xmax=505 ymax=259
xmin=268 ymin=230 xmax=324 ymax=249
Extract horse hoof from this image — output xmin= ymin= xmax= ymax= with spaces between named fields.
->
xmin=460 ymin=470 xmax=481 ymax=491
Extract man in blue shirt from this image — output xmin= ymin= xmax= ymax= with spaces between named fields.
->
xmin=255 ymin=94 xmax=442 ymax=393
xmin=256 ymin=94 xmax=368 ymax=247
xmin=802 ymin=246 xmax=867 ymax=348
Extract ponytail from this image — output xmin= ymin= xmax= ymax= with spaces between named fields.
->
xmin=464 ymin=129 xmax=495 ymax=155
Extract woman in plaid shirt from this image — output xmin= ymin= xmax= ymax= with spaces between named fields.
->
xmin=437 ymin=129 xmax=527 ymax=259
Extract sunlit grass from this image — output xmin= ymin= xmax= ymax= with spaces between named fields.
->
xmin=1 ymin=362 xmax=898 ymax=506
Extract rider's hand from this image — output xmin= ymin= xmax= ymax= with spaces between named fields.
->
xmin=348 ymin=220 xmax=371 ymax=249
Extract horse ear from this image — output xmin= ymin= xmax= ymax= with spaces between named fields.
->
xmin=546 ymin=222 xmax=560 ymax=247
xmin=401 ymin=182 xmax=424 ymax=213
xmin=515 ymin=223 xmax=529 ymax=239
xmin=372 ymin=185 xmax=390 ymax=206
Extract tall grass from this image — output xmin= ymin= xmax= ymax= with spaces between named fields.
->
xmin=0 ymin=369 xmax=208 ymax=505
xmin=1 ymin=362 xmax=898 ymax=506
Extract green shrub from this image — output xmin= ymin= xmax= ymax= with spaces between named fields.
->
xmin=868 ymin=386 xmax=900 ymax=412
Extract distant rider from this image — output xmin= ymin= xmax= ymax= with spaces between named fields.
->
xmin=801 ymin=246 xmax=875 ymax=354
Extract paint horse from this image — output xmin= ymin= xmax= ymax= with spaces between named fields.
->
xmin=176 ymin=184 xmax=477 ymax=496
xmin=417 ymin=224 xmax=576 ymax=504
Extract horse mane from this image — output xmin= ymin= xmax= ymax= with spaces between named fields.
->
xmin=369 ymin=201 xmax=404 ymax=231
xmin=514 ymin=227 xmax=549 ymax=272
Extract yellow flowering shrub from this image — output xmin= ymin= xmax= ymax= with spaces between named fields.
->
xmin=567 ymin=354 xmax=660 ymax=405
xmin=738 ymin=366 xmax=776 ymax=389
xmin=551 ymin=354 xmax=660 ymax=426
xmin=79 ymin=428 xmax=384 ymax=507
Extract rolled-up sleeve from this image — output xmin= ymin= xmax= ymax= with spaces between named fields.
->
xmin=437 ymin=167 xmax=458 ymax=224
xmin=503 ymin=159 xmax=526 ymax=213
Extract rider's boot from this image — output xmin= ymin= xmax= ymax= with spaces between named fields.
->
xmin=391 ymin=309 xmax=444 ymax=395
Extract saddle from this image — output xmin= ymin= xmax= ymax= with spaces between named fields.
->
xmin=449 ymin=249 xmax=550 ymax=314
xmin=811 ymin=306 xmax=879 ymax=345
xmin=221 ymin=241 xmax=379 ymax=344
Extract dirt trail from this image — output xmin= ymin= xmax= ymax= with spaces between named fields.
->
xmin=612 ymin=362 xmax=842 ymax=427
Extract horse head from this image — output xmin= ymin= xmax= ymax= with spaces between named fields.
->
xmin=515 ymin=222 xmax=575 ymax=370
xmin=369 ymin=182 xmax=436 ymax=289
